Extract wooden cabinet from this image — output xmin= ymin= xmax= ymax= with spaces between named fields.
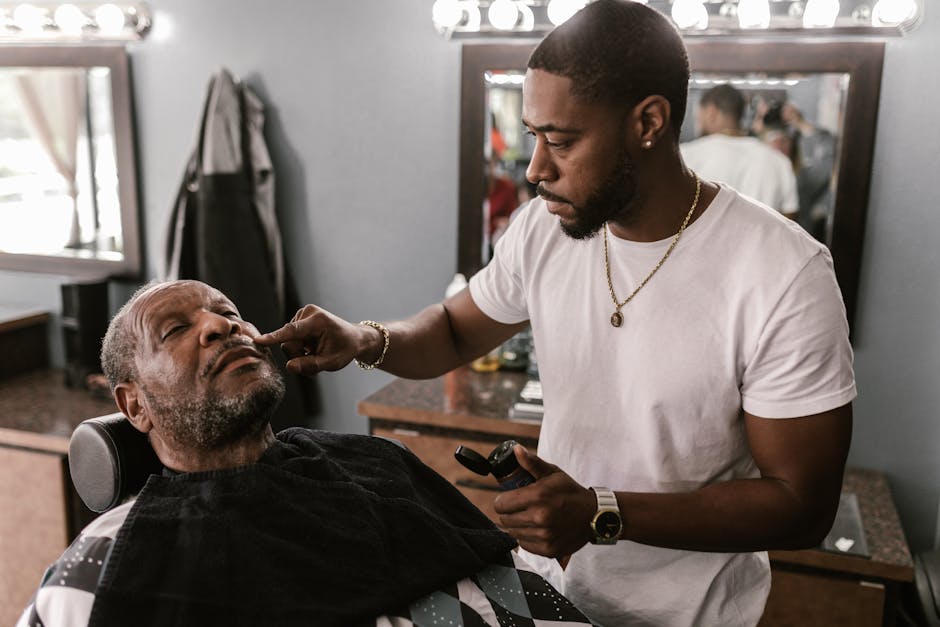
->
xmin=0 ymin=432 xmax=73 ymax=626
xmin=760 ymin=569 xmax=885 ymax=626
xmin=0 ymin=306 xmax=49 ymax=381
xmin=360 ymin=368 xmax=915 ymax=627
xmin=0 ymin=369 xmax=116 ymax=625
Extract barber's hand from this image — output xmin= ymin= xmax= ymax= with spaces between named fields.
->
xmin=254 ymin=305 xmax=368 ymax=376
xmin=493 ymin=445 xmax=597 ymax=558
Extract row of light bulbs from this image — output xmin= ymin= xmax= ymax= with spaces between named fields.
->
xmin=671 ymin=0 xmax=917 ymax=29
xmin=432 ymin=0 xmax=921 ymax=35
xmin=0 ymin=2 xmax=151 ymax=39
xmin=433 ymin=0 xmax=590 ymax=31
xmin=485 ymin=70 xmax=804 ymax=88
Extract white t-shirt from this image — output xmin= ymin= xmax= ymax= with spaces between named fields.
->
xmin=681 ymin=134 xmax=800 ymax=216
xmin=469 ymin=185 xmax=856 ymax=627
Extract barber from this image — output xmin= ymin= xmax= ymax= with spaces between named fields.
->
xmin=256 ymin=2 xmax=854 ymax=625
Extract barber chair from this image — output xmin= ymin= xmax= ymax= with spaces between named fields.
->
xmin=68 ymin=413 xmax=163 ymax=512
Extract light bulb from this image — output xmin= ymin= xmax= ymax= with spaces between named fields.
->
xmin=95 ymin=3 xmax=125 ymax=35
xmin=872 ymin=0 xmax=917 ymax=25
xmin=738 ymin=0 xmax=771 ymax=28
xmin=488 ymin=0 xmax=519 ymax=30
xmin=803 ymin=0 xmax=840 ymax=27
xmin=671 ymin=0 xmax=708 ymax=29
xmin=432 ymin=0 xmax=463 ymax=29
xmin=547 ymin=0 xmax=586 ymax=25
xmin=13 ymin=4 xmax=46 ymax=33
xmin=54 ymin=4 xmax=86 ymax=35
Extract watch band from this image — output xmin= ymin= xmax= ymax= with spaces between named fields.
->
xmin=590 ymin=487 xmax=622 ymax=545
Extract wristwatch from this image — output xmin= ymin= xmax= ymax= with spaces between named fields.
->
xmin=589 ymin=487 xmax=622 ymax=545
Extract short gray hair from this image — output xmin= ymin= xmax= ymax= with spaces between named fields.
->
xmin=100 ymin=279 xmax=167 ymax=390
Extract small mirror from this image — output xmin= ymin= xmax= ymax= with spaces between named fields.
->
xmin=0 ymin=46 xmax=140 ymax=278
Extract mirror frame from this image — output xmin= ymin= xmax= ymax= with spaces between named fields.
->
xmin=458 ymin=40 xmax=885 ymax=335
xmin=0 ymin=45 xmax=141 ymax=279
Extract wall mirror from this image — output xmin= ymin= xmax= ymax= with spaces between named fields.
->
xmin=458 ymin=41 xmax=885 ymax=335
xmin=0 ymin=45 xmax=140 ymax=278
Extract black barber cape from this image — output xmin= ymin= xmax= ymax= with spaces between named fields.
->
xmin=87 ymin=429 xmax=517 ymax=627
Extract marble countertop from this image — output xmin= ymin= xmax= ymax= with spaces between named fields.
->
xmin=0 ymin=369 xmax=118 ymax=451
xmin=358 ymin=366 xmax=540 ymax=439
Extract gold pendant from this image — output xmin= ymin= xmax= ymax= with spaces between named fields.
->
xmin=610 ymin=311 xmax=623 ymax=327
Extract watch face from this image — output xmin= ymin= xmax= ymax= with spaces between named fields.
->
xmin=594 ymin=511 xmax=622 ymax=539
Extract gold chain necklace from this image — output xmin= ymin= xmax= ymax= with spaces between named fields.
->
xmin=604 ymin=174 xmax=701 ymax=328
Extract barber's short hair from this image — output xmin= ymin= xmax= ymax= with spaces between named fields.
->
xmin=699 ymin=84 xmax=746 ymax=123
xmin=528 ymin=0 xmax=690 ymax=136
xmin=100 ymin=279 xmax=166 ymax=390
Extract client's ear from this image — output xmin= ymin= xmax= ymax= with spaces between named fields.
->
xmin=114 ymin=382 xmax=152 ymax=433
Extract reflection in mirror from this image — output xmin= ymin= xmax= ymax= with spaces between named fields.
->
xmin=482 ymin=70 xmax=530 ymax=264
xmin=460 ymin=42 xmax=885 ymax=336
xmin=481 ymin=70 xmax=848 ymax=258
xmin=0 ymin=46 xmax=139 ymax=278
xmin=682 ymin=71 xmax=847 ymax=243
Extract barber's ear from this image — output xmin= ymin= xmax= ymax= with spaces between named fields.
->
xmin=632 ymin=95 xmax=671 ymax=149
xmin=114 ymin=382 xmax=152 ymax=433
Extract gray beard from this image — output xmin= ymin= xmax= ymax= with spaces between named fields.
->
xmin=143 ymin=368 xmax=285 ymax=450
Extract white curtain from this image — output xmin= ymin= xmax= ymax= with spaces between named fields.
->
xmin=14 ymin=68 xmax=87 ymax=247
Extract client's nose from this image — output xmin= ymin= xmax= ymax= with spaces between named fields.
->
xmin=198 ymin=311 xmax=242 ymax=345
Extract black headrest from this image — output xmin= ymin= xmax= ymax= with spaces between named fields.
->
xmin=68 ymin=413 xmax=163 ymax=513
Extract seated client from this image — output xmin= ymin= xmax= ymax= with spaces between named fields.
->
xmin=19 ymin=279 xmax=592 ymax=627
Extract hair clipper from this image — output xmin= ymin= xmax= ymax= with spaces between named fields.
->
xmin=454 ymin=439 xmax=535 ymax=490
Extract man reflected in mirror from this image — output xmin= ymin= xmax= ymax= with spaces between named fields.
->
xmin=682 ymin=83 xmax=800 ymax=219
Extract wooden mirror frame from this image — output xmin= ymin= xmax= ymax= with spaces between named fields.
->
xmin=0 ymin=45 xmax=141 ymax=279
xmin=457 ymin=40 xmax=885 ymax=336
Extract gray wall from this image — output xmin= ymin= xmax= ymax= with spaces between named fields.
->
xmin=130 ymin=0 xmax=462 ymax=435
xmin=849 ymin=6 xmax=940 ymax=552
xmin=2 ymin=1 xmax=939 ymax=552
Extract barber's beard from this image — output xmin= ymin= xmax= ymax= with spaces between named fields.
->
xmin=142 ymin=364 xmax=285 ymax=450
xmin=552 ymin=147 xmax=638 ymax=240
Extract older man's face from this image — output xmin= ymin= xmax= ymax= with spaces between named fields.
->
xmin=129 ymin=281 xmax=284 ymax=449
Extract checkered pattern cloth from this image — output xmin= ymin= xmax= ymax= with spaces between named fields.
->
xmin=18 ymin=502 xmax=595 ymax=627
xmin=383 ymin=551 xmax=596 ymax=627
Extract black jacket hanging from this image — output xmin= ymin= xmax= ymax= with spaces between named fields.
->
xmin=164 ymin=68 xmax=308 ymax=428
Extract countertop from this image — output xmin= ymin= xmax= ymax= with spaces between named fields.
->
xmin=358 ymin=366 xmax=540 ymax=439
xmin=0 ymin=369 xmax=117 ymax=453
xmin=0 ymin=304 xmax=50 ymax=332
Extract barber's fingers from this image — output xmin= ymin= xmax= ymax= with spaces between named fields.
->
xmin=280 ymin=339 xmax=310 ymax=360
xmin=254 ymin=305 xmax=329 ymax=346
xmin=513 ymin=445 xmax=559 ymax=481
xmin=497 ymin=505 xmax=585 ymax=558
xmin=493 ymin=471 xmax=596 ymax=557
xmin=286 ymin=345 xmax=355 ymax=375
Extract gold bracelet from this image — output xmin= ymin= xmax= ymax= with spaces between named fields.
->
xmin=355 ymin=320 xmax=389 ymax=370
